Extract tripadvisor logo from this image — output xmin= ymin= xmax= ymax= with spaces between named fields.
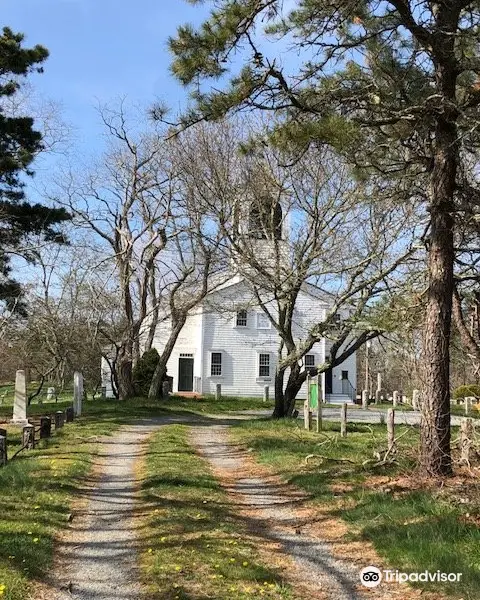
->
xmin=360 ymin=566 xmax=463 ymax=587
xmin=360 ymin=566 xmax=382 ymax=588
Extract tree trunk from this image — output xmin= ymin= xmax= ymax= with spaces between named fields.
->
xmin=149 ymin=359 xmax=167 ymax=399
xmin=272 ymin=368 xmax=286 ymax=417
xmin=284 ymin=364 xmax=305 ymax=416
xmin=421 ymin=108 xmax=456 ymax=476
xmin=116 ymin=342 xmax=136 ymax=401
xmin=148 ymin=317 xmax=187 ymax=399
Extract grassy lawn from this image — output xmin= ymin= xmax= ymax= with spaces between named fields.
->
xmin=141 ymin=424 xmax=299 ymax=600
xmin=230 ymin=418 xmax=480 ymax=600
xmin=0 ymin=397 xmax=173 ymax=600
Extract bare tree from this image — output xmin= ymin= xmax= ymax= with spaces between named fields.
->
xmin=52 ymin=104 xmax=226 ymax=400
xmin=173 ymin=122 xmax=421 ymax=415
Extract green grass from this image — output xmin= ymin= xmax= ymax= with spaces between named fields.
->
xmin=141 ymin=425 xmax=298 ymax=600
xmin=0 ymin=397 xmax=174 ymax=600
xmin=230 ymin=418 xmax=480 ymax=600
xmin=165 ymin=394 xmax=276 ymax=413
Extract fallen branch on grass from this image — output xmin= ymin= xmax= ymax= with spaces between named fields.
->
xmin=304 ymin=454 xmax=356 ymax=465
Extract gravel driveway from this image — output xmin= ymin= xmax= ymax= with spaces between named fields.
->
xmin=191 ymin=424 xmax=365 ymax=600
xmin=48 ymin=417 xmax=179 ymax=600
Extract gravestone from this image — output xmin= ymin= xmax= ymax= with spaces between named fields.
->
xmin=162 ymin=381 xmax=170 ymax=398
xmin=263 ymin=386 xmax=269 ymax=402
xmin=65 ymin=406 xmax=74 ymax=423
xmin=412 ymin=389 xmax=421 ymax=410
xmin=55 ymin=411 xmax=64 ymax=429
xmin=10 ymin=369 xmax=29 ymax=426
xmin=40 ymin=416 xmax=51 ymax=439
xmin=215 ymin=383 xmax=221 ymax=401
xmin=73 ymin=372 xmax=83 ymax=417
xmin=465 ymin=396 xmax=474 ymax=415
xmin=0 ymin=435 xmax=6 ymax=466
xmin=47 ymin=387 xmax=55 ymax=401
xmin=362 ymin=389 xmax=368 ymax=410
xmin=392 ymin=390 xmax=399 ymax=407
xmin=22 ymin=425 xmax=35 ymax=450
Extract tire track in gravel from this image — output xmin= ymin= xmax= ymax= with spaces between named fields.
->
xmin=189 ymin=423 xmax=447 ymax=600
xmin=46 ymin=416 xmax=185 ymax=600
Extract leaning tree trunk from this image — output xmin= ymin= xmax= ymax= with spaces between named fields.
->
xmin=284 ymin=364 xmax=306 ymax=417
xmin=273 ymin=368 xmax=286 ymax=418
xmin=421 ymin=107 xmax=457 ymax=476
xmin=148 ymin=318 xmax=187 ymax=399
xmin=148 ymin=359 xmax=168 ymax=399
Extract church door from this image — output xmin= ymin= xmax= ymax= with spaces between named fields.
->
xmin=178 ymin=357 xmax=194 ymax=392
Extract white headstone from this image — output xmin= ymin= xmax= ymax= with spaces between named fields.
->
xmin=392 ymin=390 xmax=399 ymax=407
xmin=377 ymin=373 xmax=382 ymax=392
xmin=73 ymin=371 xmax=83 ymax=417
xmin=362 ymin=389 xmax=368 ymax=410
xmin=47 ymin=387 xmax=55 ymax=401
xmin=11 ymin=369 xmax=29 ymax=425
xmin=412 ymin=389 xmax=420 ymax=410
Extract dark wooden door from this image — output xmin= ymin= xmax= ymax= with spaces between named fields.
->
xmin=178 ymin=358 xmax=194 ymax=392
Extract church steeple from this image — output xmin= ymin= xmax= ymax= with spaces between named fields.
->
xmin=231 ymin=165 xmax=289 ymax=275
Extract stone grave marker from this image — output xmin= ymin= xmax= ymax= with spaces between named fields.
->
xmin=73 ymin=372 xmax=83 ymax=417
xmin=10 ymin=369 xmax=29 ymax=426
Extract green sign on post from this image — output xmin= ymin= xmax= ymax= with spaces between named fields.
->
xmin=310 ymin=382 xmax=318 ymax=409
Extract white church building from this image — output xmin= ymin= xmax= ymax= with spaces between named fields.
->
xmin=102 ymin=181 xmax=357 ymax=402
xmin=152 ymin=274 xmax=356 ymax=402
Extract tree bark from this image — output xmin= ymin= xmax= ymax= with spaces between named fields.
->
xmin=284 ymin=364 xmax=303 ymax=416
xmin=116 ymin=341 xmax=136 ymax=400
xmin=421 ymin=107 xmax=457 ymax=476
xmin=148 ymin=318 xmax=187 ymax=399
xmin=273 ymin=368 xmax=286 ymax=417
xmin=149 ymin=359 xmax=168 ymax=399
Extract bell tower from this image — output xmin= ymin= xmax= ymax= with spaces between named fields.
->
xmin=231 ymin=167 xmax=290 ymax=276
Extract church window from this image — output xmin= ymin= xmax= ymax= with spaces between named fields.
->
xmin=236 ymin=310 xmax=248 ymax=327
xmin=259 ymin=353 xmax=270 ymax=377
xmin=210 ymin=352 xmax=222 ymax=376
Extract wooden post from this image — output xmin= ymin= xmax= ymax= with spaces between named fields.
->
xmin=65 ymin=406 xmax=74 ymax=423
xmin=316 ymin=374 xmax=322 ymax=432
xmin=40 ymin=416 xmax=51 ymax=439
xmin=215 ymin=383 xmax=221 ymax=401
xmin=54 ymin=411 xmax=64 ymax=429
xmin=0 ymin=429 xmax=7 ymax=464
xmin=304 ymin=374 xmax=311 ymax=430
xmin=341 ymin=403 xmax=347 ymax=437
xmin=460 ymin=418 xmax=474 ymax=463
xmin=22 ymin=425 xmax=35 ymax=449
xmin=263 ymin=386 xmax=269 ymax=402
xmin=387 ymin=409 xmax=395 ymax=453
xmin=0 ymin=435 xmax=6 ymax=466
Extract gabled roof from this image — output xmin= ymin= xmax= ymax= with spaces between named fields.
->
xmin=204 ymin=272 xmax=333 ymax=307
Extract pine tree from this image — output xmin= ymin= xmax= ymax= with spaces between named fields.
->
xmin=0 ymin=27 xmax=69 ymax=312
xmin=168 ymin=0 xmax=480 ymax=476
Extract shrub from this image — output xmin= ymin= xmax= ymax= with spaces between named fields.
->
xmin=133 ymin=348 xmax=160 ymax=396
xmin=453 ymin=384 xmax=480 ymax=400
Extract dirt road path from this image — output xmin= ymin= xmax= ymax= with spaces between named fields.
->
xmin=46 ymin=418 xmax=177 ymax=600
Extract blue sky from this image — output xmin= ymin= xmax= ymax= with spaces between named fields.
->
xmin=3 ymin=0 xmax=210 ymax=154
